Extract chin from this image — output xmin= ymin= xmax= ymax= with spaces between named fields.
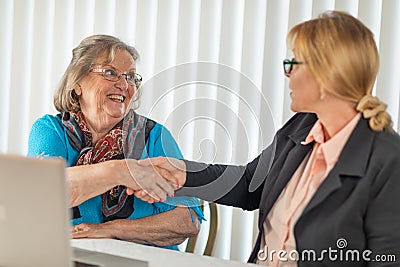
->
xmin=290 ymin=104 xmax=298 ymax=113
xmin=106 ymin=110 xmax=126 ymax=120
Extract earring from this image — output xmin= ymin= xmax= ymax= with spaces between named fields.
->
xmin=320 ymin=92 xmax=326 ymax=100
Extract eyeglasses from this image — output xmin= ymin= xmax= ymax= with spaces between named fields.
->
xmin=91 ymin=67 xmax=142 ymax=88
xmin=283 ymin=58 xmax=303 ymax=76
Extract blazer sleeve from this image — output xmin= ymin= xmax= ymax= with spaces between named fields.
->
xmin=179 ymin=143 xmax=270 ymax=211
xmin=178 ymin=112 xmax=317 ymax=211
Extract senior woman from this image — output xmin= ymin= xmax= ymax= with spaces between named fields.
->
xmin=28 ymin=34 xmax=204 ymax=250
xmin=139 ymin=11 xmax=400 ymax=266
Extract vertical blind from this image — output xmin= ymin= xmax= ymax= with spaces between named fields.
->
xmin=1 ymin=0 xmax=399 ymax=262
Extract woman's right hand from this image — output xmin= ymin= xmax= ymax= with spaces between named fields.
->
xmin=127 ymin=157 xmax=187 ymax=203
xmin=138 ymin=157 xmax=187 ymax=187
xmin=120 ymin=159 xmax=177 ymax=202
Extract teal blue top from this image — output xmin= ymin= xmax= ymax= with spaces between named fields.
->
xmin=28 ymin=114 xmax=204 ymax=250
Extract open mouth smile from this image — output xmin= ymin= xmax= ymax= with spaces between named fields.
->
xmin=107 ymin=94 xmax=125 ymax=103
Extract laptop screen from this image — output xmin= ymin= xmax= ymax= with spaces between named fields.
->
xmin=0 ymin=154 xmax=148 ymax=267
xmin=0 ymin=154 xmax=72 ymax=267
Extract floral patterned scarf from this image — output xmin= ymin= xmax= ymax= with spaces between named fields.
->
xmin=61 ymin=110 xmax=154 ymax=222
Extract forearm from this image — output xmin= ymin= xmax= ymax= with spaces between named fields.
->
xmin=67 ymin=160 xmax=131 ymax=207
xmin=178 ymin=149 xmax=267 ymax=210
xmin=68 ymin=158 xmax=175 ymax=207
xmin=178 ymin=160 xmax=251 ymax=205
xmin=183 ymin=160 xmax=228 ymax=187
xmin=103 ymin=207 xmax=200 ymax=246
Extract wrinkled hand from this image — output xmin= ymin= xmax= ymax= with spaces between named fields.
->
xmin=71 ymin=223 xmax=112 ymax=239
xmin=122 ymin=159 xmax=176 ymax=202
xmin=130 ymin=157 xmax=187 ymax=203
xmin=132 ymin=190 xmax=158 ymax=203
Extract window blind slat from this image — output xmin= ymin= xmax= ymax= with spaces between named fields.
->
xmin=262 ymin=0 xmax=290 ymax=126
xmin=73 ymin=0 xmax=95 ymax=45
xmin=172 ymin=1 xmax=201 ymax=158
xmin=29 ymin=0 xmax=54 ymax=128
xmin=8 ymin=0 xmax=34 ymax=153
xmin=0 ymin=1 xmax=14 ymax=152
xmin=50 ymin=0 xmax=75 ymax=111
xmin=335 ymin=0 xmax=358 ymax=15
xmin=114 ymin=0 xmax=137 ymax=45
xmin=312 ymin=0 xmax=335 ymax=17
xmin=376 ymin=0 xmax=400 ymax=130
xmin=94 ymin=0 xmax=116 ymax=35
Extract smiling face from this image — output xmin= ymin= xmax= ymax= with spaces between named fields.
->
xmin=74 ymin=49 xmax=137 ymax=132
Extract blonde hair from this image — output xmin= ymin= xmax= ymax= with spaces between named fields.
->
xmin=54 ymin=34 xmax=141 ymax=113
xmin=288 ymin=11 xmax=392 ymax=131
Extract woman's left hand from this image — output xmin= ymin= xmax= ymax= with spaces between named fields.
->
xmin=71 ymin=223 xmax=114 ymax=239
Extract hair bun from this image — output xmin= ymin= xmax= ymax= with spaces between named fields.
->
xmin=356 ymin=95 xmax=387 ymax=118
xmin=356 ymin=95 xmax=392 ymax=131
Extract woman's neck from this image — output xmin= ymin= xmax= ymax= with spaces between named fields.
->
xmin=316 ymin=98 xmax=358 ymax=141
xmin=84 ymin=115 xmax=120 ymax=144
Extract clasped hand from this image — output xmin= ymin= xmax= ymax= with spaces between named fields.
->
xmin=126 ymin=157 xmax=187 ymax=203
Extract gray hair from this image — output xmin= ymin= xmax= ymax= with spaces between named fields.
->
xmin=54 ymin=34 xmax=141 ymax=112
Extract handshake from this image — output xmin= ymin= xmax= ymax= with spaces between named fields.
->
xmin=125 ymin=157 xmax=187 ymax=203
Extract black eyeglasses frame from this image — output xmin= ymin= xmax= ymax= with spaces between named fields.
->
xmin=283 ymin=58 xmax=303 ymax=76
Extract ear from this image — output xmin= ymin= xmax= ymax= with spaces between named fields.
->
xmin=74 ymin=84 xmax=82 ymax=96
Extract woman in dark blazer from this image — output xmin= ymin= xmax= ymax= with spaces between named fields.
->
xmin=136 ymin=11 xmax=400 ymax=266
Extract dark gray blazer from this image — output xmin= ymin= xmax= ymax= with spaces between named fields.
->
xmin=180 ymin=112 xmax=400 ymax=266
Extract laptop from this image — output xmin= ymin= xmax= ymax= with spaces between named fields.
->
xmin=0 ymin=154 xmax=147 ymax=267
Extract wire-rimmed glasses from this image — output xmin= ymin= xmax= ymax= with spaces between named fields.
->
xmin=91 ymin=67 xmax=142 ymax=88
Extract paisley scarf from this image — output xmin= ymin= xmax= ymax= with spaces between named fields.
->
xmin=61 ymin=110 xmax=154 ymax=222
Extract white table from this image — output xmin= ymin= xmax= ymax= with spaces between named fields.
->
xmin=71 ymin=239 xmax=258 ymax=267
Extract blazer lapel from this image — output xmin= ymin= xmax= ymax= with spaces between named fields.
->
xmin=302 ymin=118 xmax=375 ymax=216
xmin=258 ymin=125 xmax=314 ymax=228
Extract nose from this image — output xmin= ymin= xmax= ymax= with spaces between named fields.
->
xmin=115 ymin=74 xmax=129 ymax=91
